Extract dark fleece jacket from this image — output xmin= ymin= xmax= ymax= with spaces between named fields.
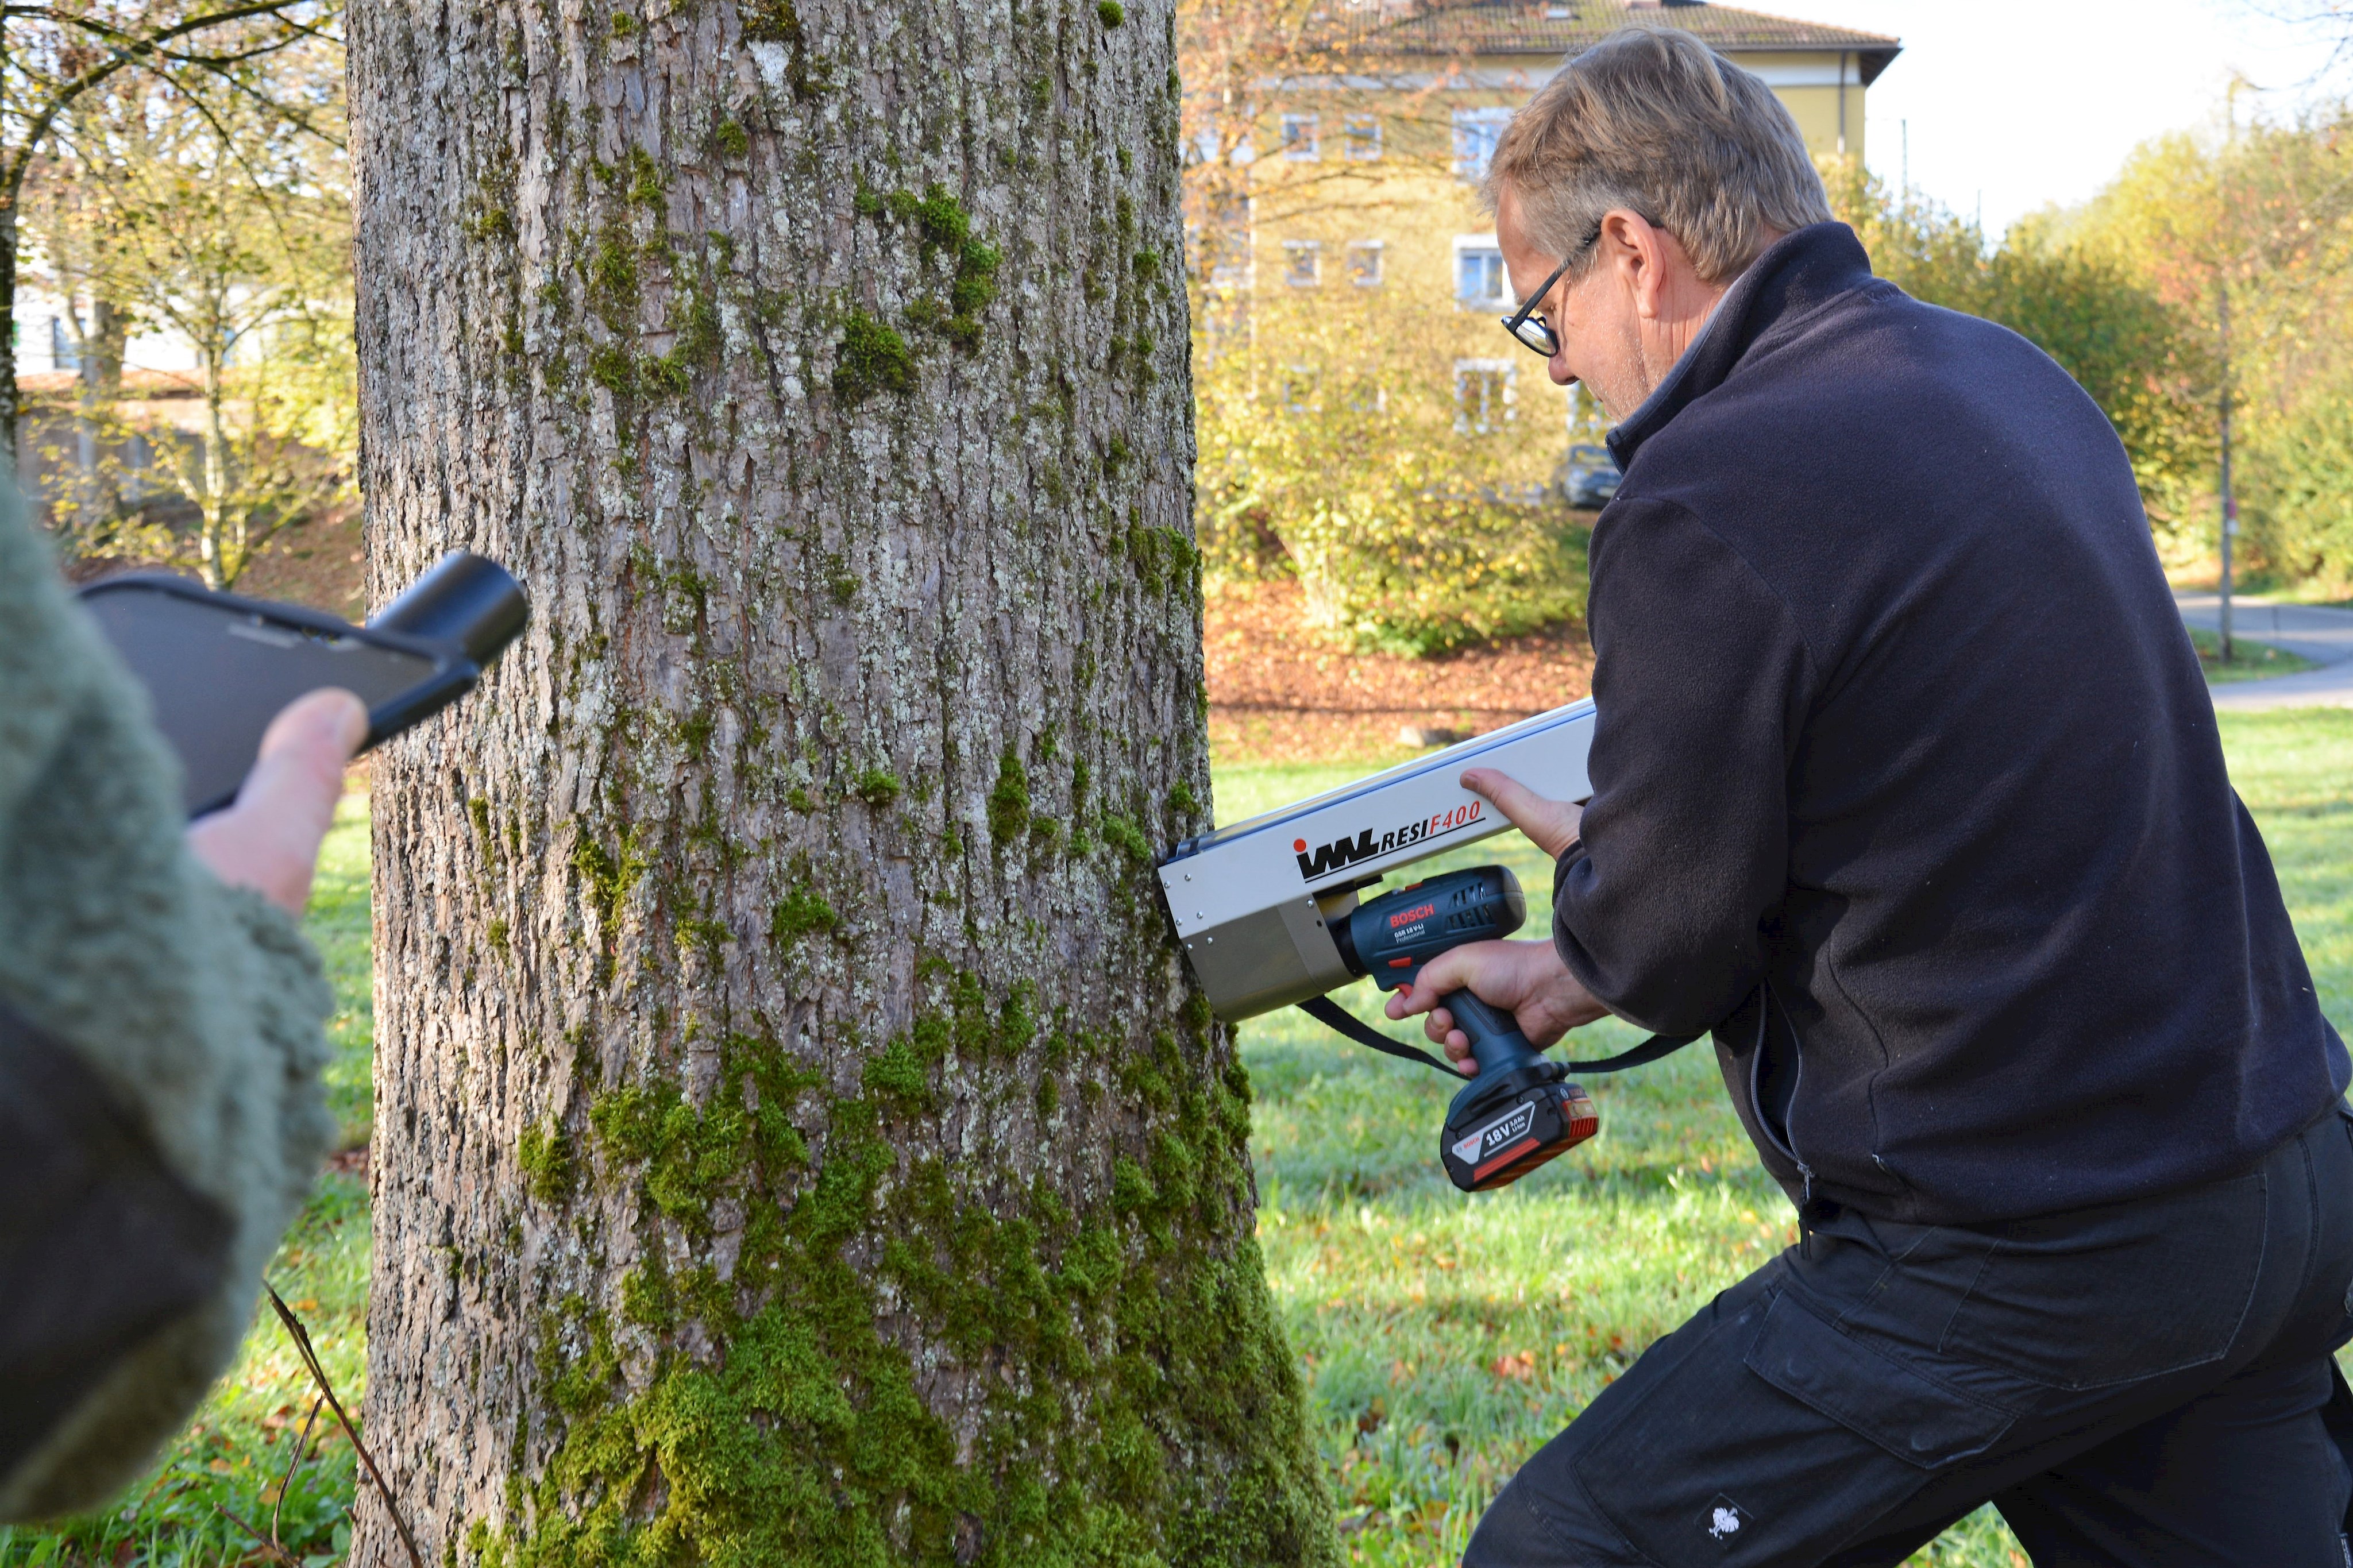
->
xmin=1556 ymin=222 xmax=2347 ymax=1226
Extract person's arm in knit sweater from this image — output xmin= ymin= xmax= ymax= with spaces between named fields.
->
xmin=0 ymin=491 xmax=364 ymax=1521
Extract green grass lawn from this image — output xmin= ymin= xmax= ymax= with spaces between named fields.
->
xmin=9 ymin=716 xmax=2352 ymax=1566
xmin=2186 ymin=625 xmax=2320 ymax=682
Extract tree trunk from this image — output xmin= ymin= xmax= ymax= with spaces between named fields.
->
xmin=1 ymin=199 xmax=21 ymax=478
xmin=198 ymin=344 xmax=232 ymax=588
xmin=347 ymin=2 xmax=1333 ymax=1565
xmin=86 ymin=296 xmax=124 ymax=400
xmin=69 ymin=300 xmax=124 ymax=531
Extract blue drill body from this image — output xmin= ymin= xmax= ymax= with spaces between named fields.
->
xmin=1333 ymin=867 xmax=1600 ymax=1191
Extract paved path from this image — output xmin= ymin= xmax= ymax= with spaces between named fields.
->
xmin=2175 ymin=593 xmax=2353 ymax=711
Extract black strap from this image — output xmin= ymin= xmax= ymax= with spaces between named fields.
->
xmin=1298 ymin=995 xmax=1457 ymax=1076
xmin=1563 ymin=1031 xmax=1703 ymax=1073
xmin=1294 ymin=994 xmax=1702 ymax=1078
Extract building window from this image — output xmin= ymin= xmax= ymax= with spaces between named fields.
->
xmin=1454 ymin=237 xmax=1509 ymax=309
xmin=1195 ymin=193 xmax=1253 ymax=287
xmin=1282 ymin=365 xmax=1315 ymax=414
xmin=1455 ymin=358 xmax=1517 ymax=434
xmin=1346 ymin=241 xmax=1384 ymax=287
xmin=1281 ymin=113 xmax=1320 ymax=161
xmin=1344 ymin=115 xmax=1383 ymax=161
xmin=1283 ymin=240 xmax=1321 ymax=287
xmin=1453 ymin=106 xmax=1512 ymax=180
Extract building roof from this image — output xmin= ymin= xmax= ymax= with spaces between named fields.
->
xmin=1328 ymin=1 xmax=1902 ymax=85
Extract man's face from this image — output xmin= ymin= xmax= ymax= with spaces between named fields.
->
xmin=1493 ymin=184 xmax=1658 ymax=419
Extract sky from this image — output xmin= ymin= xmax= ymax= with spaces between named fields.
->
xmin=1779 ymin=1 xmax=2347 ymax=237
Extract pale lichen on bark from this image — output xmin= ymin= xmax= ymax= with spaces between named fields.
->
xmin=351 ymin=0 xmax=1329 ymax=1561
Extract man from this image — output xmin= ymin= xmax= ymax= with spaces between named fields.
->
xmin=1386 ymin=27 xmax=2353 ymax=1566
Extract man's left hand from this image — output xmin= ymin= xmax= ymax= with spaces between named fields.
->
xmin=1382 ymin=764 xmax=1610 ymax=1072
xmin=1459 ymin=766 xmax=1583 ymax=857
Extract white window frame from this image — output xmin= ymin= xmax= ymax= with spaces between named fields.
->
xmin=1452 ymin=234 xmax=1510 ymax=310
xmin=1454 ymin=357 xmax=1517 ymax=434
xmin=1452 ymin=106 xmax=1512 ymax=181
xmin=1280 ymin=113 xmax=1321 ymax=161
xmin=1343 ymin=114 xmax=1383 ymax=161
xmin=1282 ymin=239 xmax=1322 ymax=288
xmin=1282 ymin=364 xmax=1316 ymax=415
xmin=1198 ymin=193 xmax=1254 ymax=289
xmin=1346 ymin=240 xmax=1384 ymax=287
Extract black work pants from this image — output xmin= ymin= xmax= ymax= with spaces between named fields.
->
xmin=1464 ymin=1107 xmax=2353 ymax=1566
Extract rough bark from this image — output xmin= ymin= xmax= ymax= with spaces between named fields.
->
xmin=348 ymin=1 xmax=1333 ymax=1564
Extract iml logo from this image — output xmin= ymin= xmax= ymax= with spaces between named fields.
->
xmin=1294 ymin=829 xmax=1380 ymax=880
xmin=1292 ymin=800 xmax=1484 ymax=881
xmin=1451 ymin=1102 xmax=1535 ymax=1167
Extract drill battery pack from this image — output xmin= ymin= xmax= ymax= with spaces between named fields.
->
xmin=1440 ymin=1065 xmax=1599 ymax=1193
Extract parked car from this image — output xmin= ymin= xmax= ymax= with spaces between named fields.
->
xmin=1557 ymin=443 xmax=1621 ymax=509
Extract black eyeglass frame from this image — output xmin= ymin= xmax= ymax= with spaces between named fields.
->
xmin=1496 ymin=218 xmax=1616 ymax=357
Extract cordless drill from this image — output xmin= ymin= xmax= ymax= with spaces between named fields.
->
xmin=1330 ymin=866 xmax=1600 ymax=1192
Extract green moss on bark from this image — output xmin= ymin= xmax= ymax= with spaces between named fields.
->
xmin=987 ymin=750 xmax=1031 ymax=844
xmin=771 ymin=885 xmax=840 ymax=946
xmin=518 ymin=1122 xmax=576 ymax=1205
xmin=570 ymin=827 xmax=646 ymax=929
xmin=1098 ymin=813 xmax=1151 ymax=864
xmin=835 ymin=310 xmax=915 ymax=403
xmin=468 ymin=994 xmax=1331 ymax=1568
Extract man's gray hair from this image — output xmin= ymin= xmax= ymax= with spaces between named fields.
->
xmin=1482 ymin=27 xmax=1833 ymax=283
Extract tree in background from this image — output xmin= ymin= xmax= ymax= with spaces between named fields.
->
xmin=1174 ymin=0 xmax=1460 ymax=286
xmin=22 ymin=116 xmax=133 ymax=533
xmin=2061 ymin=105 xmax=2353 ymax=584
xmin=0 ymin=0 xmax=339 ymax=458
xmin=345 ymin=0 xmax=1331 ymax=1562
xmin=106 ymin=65 xmax=349 ymax=587
xmin=1178 ymin=2 xmax=1581 ymax=657
xmin=1196 ymin=277 xmax=1579 ymax=655
xmin=21 ymin=50 xmax=352 ymax=586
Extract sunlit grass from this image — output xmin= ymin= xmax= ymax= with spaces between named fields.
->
xmin=312 ymin=791 xmax=375 ymax=1149
xmin=2186 ymin=625 xmax=2319 ymax=682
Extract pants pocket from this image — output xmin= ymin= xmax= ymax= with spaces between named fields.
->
xmin=1938 ymin=1171 xmax=2267 ymax=1389
xmin=1570 ymin=1290 xmax=2011 ymax=1566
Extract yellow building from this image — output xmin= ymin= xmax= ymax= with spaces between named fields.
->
xmin=1217 ymin=0 xmax=1900 ymax=442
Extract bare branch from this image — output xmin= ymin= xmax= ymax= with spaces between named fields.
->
xmin=265 ymin=1283 xmax=427 ymax=1568
xmin=209 ymin=1501 xmax=304 ymax=1568
xmin=270 ymin=1397 xmax=324 ymax=1546
xmin=3 ymin=0 xmax=327 ymax=200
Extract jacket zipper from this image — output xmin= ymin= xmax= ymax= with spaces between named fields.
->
xmin=1748 ymin=983 xmax=1816 ymax=1210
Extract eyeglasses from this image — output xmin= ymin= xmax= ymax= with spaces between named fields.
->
xmin=1498 ymin=220 xmax=1606 ymax=357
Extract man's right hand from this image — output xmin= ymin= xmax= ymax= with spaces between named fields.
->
xmin=1384 ymin=937 xmax=1610 ymax=1073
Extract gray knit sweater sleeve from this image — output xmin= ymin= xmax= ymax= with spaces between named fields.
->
xmin=0 ymin=499 xmax=337 ymax=1519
